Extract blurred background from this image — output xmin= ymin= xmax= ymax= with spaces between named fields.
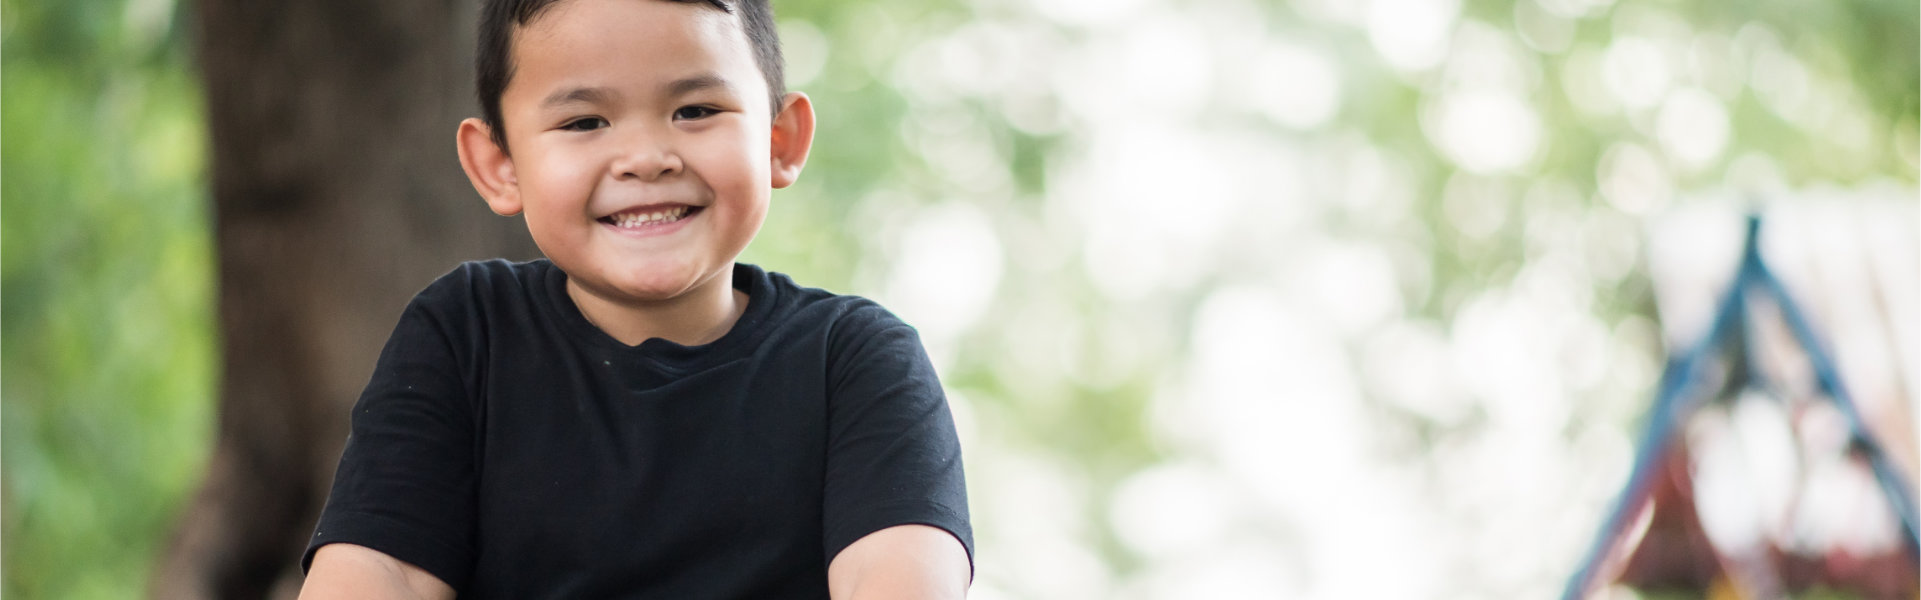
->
xmin=3 ymin=0 xmax=1916 ymax=598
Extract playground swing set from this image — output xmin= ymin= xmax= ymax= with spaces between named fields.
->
xmin=1563 ymin=216 xmax=1921 ymax=599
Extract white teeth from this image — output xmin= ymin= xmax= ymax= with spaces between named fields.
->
xmin=610 ymin=206 xmax=690 ymax=228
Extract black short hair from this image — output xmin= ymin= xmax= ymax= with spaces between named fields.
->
xmin=475 ymin=0 xmax=785 ymax=153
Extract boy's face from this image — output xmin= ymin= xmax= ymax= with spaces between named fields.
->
xmin=461 ymin=0 xmax=809 ymax=306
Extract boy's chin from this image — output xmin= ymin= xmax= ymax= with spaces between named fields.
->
xmin=583 ymin=265 xmax=726 ymax=304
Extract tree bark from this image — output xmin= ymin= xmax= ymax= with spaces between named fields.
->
xmin=152 ymin=1 xmax=536 ymax=597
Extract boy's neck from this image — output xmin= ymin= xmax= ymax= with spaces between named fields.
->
xmin=563 ymin=270 xmax=748 ymax=348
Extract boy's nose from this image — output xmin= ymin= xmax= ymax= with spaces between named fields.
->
xmin=610 ymin=137 xmax=682 ymax=181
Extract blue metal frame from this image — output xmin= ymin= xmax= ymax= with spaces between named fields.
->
xmin=1560 ymin=215 xmax=1921 ymax=600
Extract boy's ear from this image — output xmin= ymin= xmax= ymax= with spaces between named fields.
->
xmin=456 ymin=118 xmax=523 ymax=216
xmin=769 ymin=92 xmax=815 ymax=189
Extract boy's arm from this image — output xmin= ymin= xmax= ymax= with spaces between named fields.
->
xmin=827 ymin=524 xmax=971 ymax=600
xmin=301 ymin=266 xmax=483 ymax=594
xmin=820 ymin=305 xmax=974 ymax=599
xmin=300 ymin=543 xmax=455 ymax=600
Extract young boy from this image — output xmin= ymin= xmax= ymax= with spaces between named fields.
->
xmin=296 ymin=0 xmax=973 ymax=597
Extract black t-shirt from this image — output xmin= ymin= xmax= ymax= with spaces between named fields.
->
xmin=303 ymin=259 xmax=972 ymax=598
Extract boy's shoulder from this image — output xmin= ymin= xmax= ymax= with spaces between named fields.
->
xmin=746 ymin=265 xmax=917 ymax=340
xmin=396 ymin=258 xmax=548 ymax=315
xmin=420 ymin=257 xmax=548 ymax=296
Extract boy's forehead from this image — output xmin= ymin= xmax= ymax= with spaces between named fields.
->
xmin=503 ymin=0 xmax=763 ymax=107
xmin=512 ymin=0 xmax=750 ymax=69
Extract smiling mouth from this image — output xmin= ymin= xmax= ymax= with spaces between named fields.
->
xmin=598 ymin=205 xmax=702 ymax=228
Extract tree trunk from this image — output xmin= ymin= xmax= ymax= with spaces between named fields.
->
xmin=151 ymin=1 xmax=536 ymax=597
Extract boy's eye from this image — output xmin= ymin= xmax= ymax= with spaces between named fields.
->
xmin=674 ymin=106 xmax=718 ymax=120
xmin=560 ymin=117 xmax=607 ymax=131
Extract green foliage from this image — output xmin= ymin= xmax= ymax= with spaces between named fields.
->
xmin=1 ymin=0 xmax=215 ymax=598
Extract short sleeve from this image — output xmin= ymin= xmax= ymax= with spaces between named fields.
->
xmin=820 ymin=305 xmax=973 ymax=574
xmin=302 ymin=277 xmax=479 ymax=591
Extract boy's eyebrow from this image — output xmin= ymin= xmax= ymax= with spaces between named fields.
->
xmin=537 ymin=75 xmax=734 ymax=110
xmin=540 ymin=86 xmax=616 ymax=109
xmin=663 ymin=74 xmax=732 ymax=98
